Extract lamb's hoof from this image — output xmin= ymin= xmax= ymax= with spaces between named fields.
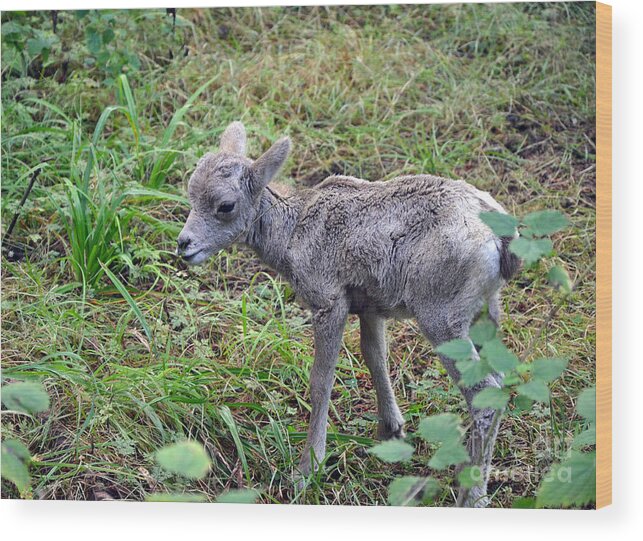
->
xmin=377 ymin=419 xmax=406 ymax=440
xmin=294 ymin=473 xmax=308 ymax=491
xmin=294 ymin=456 xmax=315 ymax=490
xmin=457 ymin=486 xmax=490 ymax=508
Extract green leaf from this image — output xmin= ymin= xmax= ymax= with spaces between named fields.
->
xmin=512 ymin=497 xmax=536 ymax=509
xmin=2 ymin=21 xmax=25 ymax=39
xmin=509 ymin=237 xmax=553 ymax=266
xmin=368 ymin=440 xmax=415 ymax=463
xmin=428 ymin=439 xmax=470 ymax=470
xmin=523 ymin=210 xmax=569 ymax=237
xmin=1 ymin=439 xmax=31 ymax=494
xmin=576 ymin=387 xmax=596 ymax=423
xmin=516 ymin=380 xmax=550 ymax=403
xmin=458 ymin=466 xmax=484 ymax=489
xmin=26 ymin=36 xmax=47 ymax=56
xmin=548 ymin=265 xmax=572 ymax=293
xmin=512 ymin=394 xmax=534 ymax=413
xmin=86 ymin=26 xmax=102 ymax=54
xmin=480 ymin=338 xmax=519 ymax=374
xmin=469 ymin=318 xmax=497 ymax=346
xmin=435 ymin=339 xmax=473 ymax=361
xmin=156 ymin=441 xmax=211 ymax=479
xmin=472 ymin=387 xmax=510 ymax=410
xmin=216 ymin=489 xmax=259 ymax=504
xmin=456 ymin=357 xmax=493 ymax=387
xmin=418 ymin=413 xmax=463 ymax=444
xmin=387 ymin=476 xmax=439 ymax=506
xmin=102 ymin=28 xmax=115 ymax=44
xmin=572 ymin=425 xmax=596 ymax=449
xmin=536 ymin=451 xmax=596 ymax=508
xmin=1 ymin=382 xmax=50 ymax=414
xmin=479 ymin=211 xmax=518 ymax=237
xmin=532 ymin=357 xmax=568 ymax=383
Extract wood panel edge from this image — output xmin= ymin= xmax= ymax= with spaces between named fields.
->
xmin=595 ymin=0 xmax=612 ymax=510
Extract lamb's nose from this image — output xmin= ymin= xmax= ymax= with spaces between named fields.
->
xmin=177 ymin=237 xmax=191 ymax=253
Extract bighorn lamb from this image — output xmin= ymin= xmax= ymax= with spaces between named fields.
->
xmin=176 ymin=121 xmax=519 ymax=507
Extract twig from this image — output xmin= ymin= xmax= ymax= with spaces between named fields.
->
xmin=2 ymin=163 xmax=54 ymax=260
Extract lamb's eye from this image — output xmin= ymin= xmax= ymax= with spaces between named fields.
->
xmin=217 ymin=202 xmax=235 ymax=213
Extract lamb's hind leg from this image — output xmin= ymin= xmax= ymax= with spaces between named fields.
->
xmin=419 ymin=313 xmax=502 ymax=508
xmin=455 ymin=369 xmax=502 ymax=507
xmin=359 ymin=314 xmax=405 ymax=440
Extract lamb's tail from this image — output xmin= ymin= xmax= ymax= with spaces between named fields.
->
xmin=499 ymin=236 xmax=520 ymax=281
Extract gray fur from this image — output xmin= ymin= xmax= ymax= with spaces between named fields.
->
xmin=177 ymin=122 xmax=519 ymax=507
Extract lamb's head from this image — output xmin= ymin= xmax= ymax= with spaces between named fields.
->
xmin=177 ymin=121 xmax=291 ymax=265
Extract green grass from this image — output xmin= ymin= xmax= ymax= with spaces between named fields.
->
xmin=1 ymin=3 xmax=596 ymax=506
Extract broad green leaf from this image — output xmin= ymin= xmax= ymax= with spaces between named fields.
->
xmin=512 ymin=394 xmax=534 ymax=413
xmin=469 ymin=318 xmax=497 ymax=346
xmin=472 ymin=387 xmax=510 ymax=410
xmin=1 ymin=382 xmax=50 ymax=414
xmin=576 ymin=387 xmax=596 ymax=423
xmin=458 ymin=466 xmax=484 ymax=489
xmin=368 ymin=440 xmax=414 ymax=463
xmin=456 ymin=357 xmax=493 ymax=387
xmin=156 ymin=441 xmax=211 ymax=479
xmin=523 ymin=210 xmax=569 ymax=237
xmin=1 ymin=439 xmax=31 ymax=494
xmin=512 ymin=497 xmax=536 ymax=508
xmin=428 ymin=439 xmax=470 ymax=470
xmin=480 ymin=338 xmax=519 ymax=374
xmin=102 ymin=28 xmax=115 ymax=44
xmin=536 ymin=451 xmax=596 ymax=508
xmin=548 ymin=265 xmax=572 ymax=293
xmin=86 ymin=27 xmax=102 ymax=54
xmin=502 ymin=372 xmax=522 ymax=387
xmin=1 ymin=21 xmax=25 ymax=38
xmin=532 ymin=357 xmax=568 ymax=383
xmin=435 ymin=339 xmax=473 ymax=362
xmin=387 ymin=476 xmax=440 ymax=506
xmin=517 ymin=380 xmax=550 ymax=403
xmin=418 ymin=413 xmax=463 ymax=444
xmin=26 ymin=36 xmax=48 ymax=56
xmin=572 ymin=426 xmax=596 ymax=449
xmin=146 ymin=493 xmax=206 ymax=502
xmin=509 ymin=237 xmax=553 ymax=266
xmin=479 ymin=211 xmax=518 ymax=237
xmin=216 ymin=489 xmax=259 ymax=504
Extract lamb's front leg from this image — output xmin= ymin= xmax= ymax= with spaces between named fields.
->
xmin=297 ymin=301 xmax=349 ymax=482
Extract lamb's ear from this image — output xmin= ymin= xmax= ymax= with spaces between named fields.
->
xmin=219 ymin=121 xmax=246 ymax=155
xmin=249 ymin=137 xmax=291 ymax=194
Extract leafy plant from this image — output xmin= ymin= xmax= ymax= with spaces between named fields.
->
xmin=479 ymin=209 xmax=569 ymax=267
xmin=535 ymin=387 xmax=596 ymax=508
xmin=370 ymin=209 xmax=596 ymax=508
xmin=1 ymin=18 xmax=59 ymax=77
xmin=1 ymin=381 xmax=51 ymax=496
